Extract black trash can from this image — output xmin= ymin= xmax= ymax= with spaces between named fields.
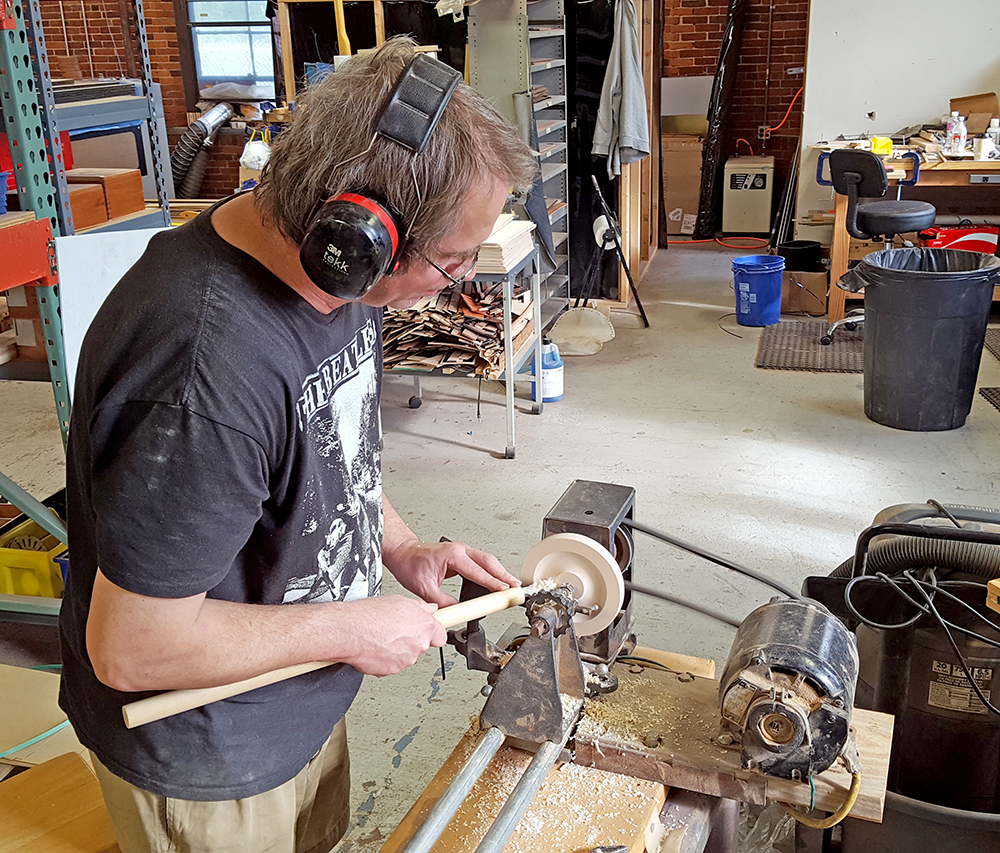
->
xmin=776 ymin=240 xmax=823 ymax=272
xmin=840 ymin=248 xmax=1000 ymax=431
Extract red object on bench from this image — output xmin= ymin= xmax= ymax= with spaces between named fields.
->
xmin=919 ymin=225 xmax=1000 ymax=254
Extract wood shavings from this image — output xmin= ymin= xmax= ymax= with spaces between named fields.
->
xmin=521 ymin=577 xmax=558 ymax=596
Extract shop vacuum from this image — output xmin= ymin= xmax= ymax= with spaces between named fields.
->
xmin=803 ymin=502 xmax=1000 ymax=852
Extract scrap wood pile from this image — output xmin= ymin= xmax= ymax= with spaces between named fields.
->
xmin=383 ymin=282 xmax=533 ymax=379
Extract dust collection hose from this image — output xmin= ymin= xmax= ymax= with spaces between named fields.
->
xmin=830 ymin=503 xmax=1000 ymax=580
xmin=170 ymin=101 xmax=234 ymax=192
xmin=178 ymin=133 xmax=216 ymax=199
xmin=170 ymin=123 xmax=206 ymax=188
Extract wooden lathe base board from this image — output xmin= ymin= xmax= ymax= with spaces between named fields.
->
xmin=381 ymin=656 xmax=893 ymax=853
xmin=379 ymin=726 xmax=668 ymax=853
xmin=574 ymin=663 xmax=893 ymax=823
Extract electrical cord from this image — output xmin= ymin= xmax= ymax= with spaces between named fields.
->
xmin=847 ymin=571 xmax=1000 ymax=650
xmin=904 ymin=570 xmax=1000 ymax=717
xmin=780 ymin=770 xmax=862 ymax=829
xmin=845 ymin=569 xmax=1000 ymax=717
xmin=844 ymin=570 xmax=935 ymax=630
xmin=622 ymin=518 xmax=806 ymax=602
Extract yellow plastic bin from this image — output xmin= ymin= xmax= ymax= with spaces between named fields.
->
xmin=0 ymin=516 xmax=67 ymax=598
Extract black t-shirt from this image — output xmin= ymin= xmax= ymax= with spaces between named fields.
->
xmin=59 ymin=198 xmax=384 ymax=800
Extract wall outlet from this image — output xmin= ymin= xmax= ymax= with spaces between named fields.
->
xmin=757 ymin=126 xmax=769 ymax=140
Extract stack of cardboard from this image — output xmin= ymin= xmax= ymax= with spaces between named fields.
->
xmin=383 ymin=282 xmax=533 ymax=379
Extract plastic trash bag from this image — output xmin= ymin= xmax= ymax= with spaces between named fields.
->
xmin=738 ymin=803 xmax=795 ymax=853
xmin=839 ymin=247 xmax=1000 ymax=292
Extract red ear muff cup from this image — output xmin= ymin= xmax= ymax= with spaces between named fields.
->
xmin=299 ymin=195 xmax=401 ymax=299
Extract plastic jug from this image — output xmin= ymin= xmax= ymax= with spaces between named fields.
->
xmin=532 ymin=338 xmax=564 ymax=402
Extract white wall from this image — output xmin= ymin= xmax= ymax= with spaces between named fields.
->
xmin=795 ymin=0 xmax=1000 ymax=242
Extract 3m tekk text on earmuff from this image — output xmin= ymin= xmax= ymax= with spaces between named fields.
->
xmin=298 ymin=54 xmax=463 ymax=299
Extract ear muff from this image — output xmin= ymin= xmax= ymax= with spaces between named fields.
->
xmin=298 ymin=193 xmax=403 ymax=299
xmin=298 ymin=54 xmax=463 ymax=299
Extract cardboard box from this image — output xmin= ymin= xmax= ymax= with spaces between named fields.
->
xmin=70 ymin=130 xmax=142 ymax=172
xmin=950 ymin=93 xmax=999 ymax=136
xmin=239 ymin=165 xmax=262 ymax=189
xmin=67 ymin=183 xmax=108 ymax=230
xmin=781 ymin=270 xmax=828 ymax=315
xmin=65 ymin=167 xmax=144 ymax=220
xmin=661 ymin=133 xmax=703 ymax=235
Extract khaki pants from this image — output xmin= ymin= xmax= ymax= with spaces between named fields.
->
xmin=91 ymin=719 xmax=350 ymax=853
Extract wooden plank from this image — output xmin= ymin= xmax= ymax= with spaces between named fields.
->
xmin=0 ymin=752 xmax=119 ymax=853
xmin=987 ymin=577 xmax=1000 ymax=615
xmin=574 ymin=664 xmax=892 ymax=823
xmin=379 ymin=727 xmax=667 ymax=853
xmin=0 ymin=663 xmax=85 ymax=768
xmin=278 ymin=0 xmax=295 ymax=102
xmin=0 ymin=211 xmax=36 ymax=231
xmin=630 ymin=646 xmax=716 ymax=680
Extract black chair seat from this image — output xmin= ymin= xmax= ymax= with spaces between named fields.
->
xmin=857 ymin=199 xmax=937 ymax=236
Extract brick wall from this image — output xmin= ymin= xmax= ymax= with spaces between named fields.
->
xmin=39 ymin=0 xmax=238 ymax=198
xmin=663 ymin=0 xmax=807 ymax=208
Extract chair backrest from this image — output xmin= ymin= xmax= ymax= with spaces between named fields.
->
xmin=828 ymin=149 xmax=888 ymax=199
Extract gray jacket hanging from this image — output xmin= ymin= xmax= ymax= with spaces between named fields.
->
xmin=592 ymin=0 xmax=650 ymax=178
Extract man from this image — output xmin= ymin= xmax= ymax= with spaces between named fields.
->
xmin=59 ymin=38 xmax=538 ymax=853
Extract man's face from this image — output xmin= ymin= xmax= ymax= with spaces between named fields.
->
xmin=361 ymin=176 xmax=510 ymax=309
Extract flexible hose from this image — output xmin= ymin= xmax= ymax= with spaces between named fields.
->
xmin=170 ymin=123 xmax=207 ymax=188
xmin=780 ymin=772 xmax=862 ymax=829
xmin=831 ymin=503 xmax=1000 ymax=581
xmin=831 ymin=536 xmax=1000 ymax=580
xmin=178 ymin=144 xmax=211 ymax=199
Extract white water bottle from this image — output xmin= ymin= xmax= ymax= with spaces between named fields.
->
xmin=949 ymin=114 xmax=968 ymax=156
xmin=987 ymin=117 xmax=1000 ymax=148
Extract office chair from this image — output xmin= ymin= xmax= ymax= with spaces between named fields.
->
xmin=817 ymin=149 xmax=936 ymax=344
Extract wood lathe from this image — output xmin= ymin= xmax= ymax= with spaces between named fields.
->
xmin=385 ymin=480 xmax=893 ymax=853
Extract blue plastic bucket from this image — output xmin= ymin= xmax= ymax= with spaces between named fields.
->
xmin=732 ymin=254 xmax=784 ymax=326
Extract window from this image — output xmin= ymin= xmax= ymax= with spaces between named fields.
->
xmin=178 ymin=1 xmax=276 ymax=104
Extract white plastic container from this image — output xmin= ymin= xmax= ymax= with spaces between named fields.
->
xmin=531 ymin=339 xmax=564 ymax=402
xmin=987 ymin=117 xmax=1000 ymax=148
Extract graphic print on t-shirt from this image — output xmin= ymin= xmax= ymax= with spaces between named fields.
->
xmin=284 ymin=317 xmax=383 ymax=604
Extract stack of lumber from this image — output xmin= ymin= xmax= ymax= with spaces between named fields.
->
xmin=477 ymin=215 xmax=536 ymax=274
xmin=383 ymin=282 xmax=533 ymax=379
xmin=908 ymin=129 xmax=944 ymax=154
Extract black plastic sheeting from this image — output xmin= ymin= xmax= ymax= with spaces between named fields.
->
xmin=694 ymin=0 xmax=747 ymax=239
xmin=840 ymin=248 xmax=1000 ymax=292
xmin=567 ymin=0 xmax=619 ymax=301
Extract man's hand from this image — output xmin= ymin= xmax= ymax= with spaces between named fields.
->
xmin=340 ymin=595 xmax=447 ymax=677
xmin=384 ymin=540 xmax=520 ymax=607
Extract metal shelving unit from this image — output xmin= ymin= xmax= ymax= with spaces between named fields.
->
xmin=469 ymin=0 xmax=570 ymax=334
xmin=390 ymin=247 xmax=544 ymax=460
xmin=0 ymin=0 xmax=171 ymax=619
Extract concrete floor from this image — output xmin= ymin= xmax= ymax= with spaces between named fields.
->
xmin=3 ymin=242 xmax=1000 ymax=850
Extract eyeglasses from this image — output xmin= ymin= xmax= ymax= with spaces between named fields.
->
xmin=419 ymin=248 xmax=480 ymax=287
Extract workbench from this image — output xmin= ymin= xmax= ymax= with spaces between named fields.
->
xmin=828 ymin=159 xmax=1000 ymax=321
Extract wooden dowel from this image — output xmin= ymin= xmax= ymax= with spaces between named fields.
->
xmin=122 ymin=586 xmax=527 ymax=729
